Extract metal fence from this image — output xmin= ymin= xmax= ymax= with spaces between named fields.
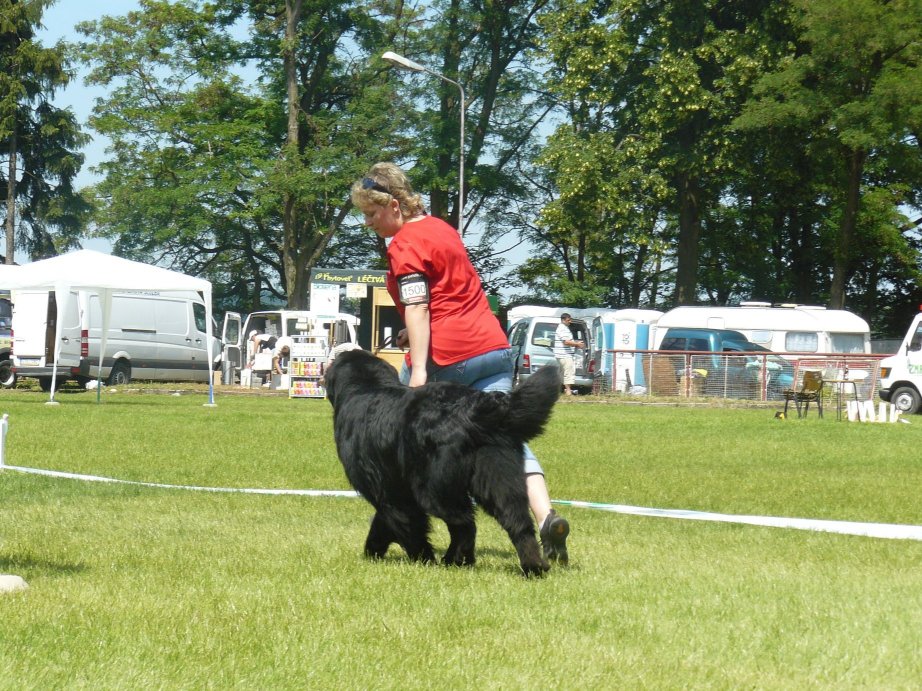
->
xmin=594 ymin=350 xmax=885 ymax=404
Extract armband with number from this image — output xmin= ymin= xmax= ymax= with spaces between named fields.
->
xmin=397 ymin=272 xmax=430 ymax=305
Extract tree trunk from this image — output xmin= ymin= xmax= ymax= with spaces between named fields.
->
xmin=674 ymin=172 xmax=701 ymax=306
xmin=829 ymin=148 xmax=865 ymax=309
xmin=282 ymin=0 xmax=304 ymax=308
xmin=5 ymin=125 xmax=15 ymax=265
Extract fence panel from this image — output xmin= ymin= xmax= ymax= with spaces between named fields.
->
xmin=610 ymin=351 xmax=883 ymax=404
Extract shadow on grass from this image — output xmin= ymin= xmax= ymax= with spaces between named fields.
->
xmin=0 ymin=554 xmax=88 ymax=576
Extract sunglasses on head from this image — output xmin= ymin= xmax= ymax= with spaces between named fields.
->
xmin=362 ymin=177 xmax=391 ymax=195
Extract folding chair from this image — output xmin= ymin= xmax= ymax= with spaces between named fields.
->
xmin=783 ymin=370 xmax=824 ymax=418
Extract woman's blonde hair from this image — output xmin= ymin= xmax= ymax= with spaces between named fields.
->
xmin=350 ymin=162 xmax=426 ymax=220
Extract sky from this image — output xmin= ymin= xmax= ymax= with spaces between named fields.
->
xmin=34 ymin=3 xmax=143 ymax=255
xmin=38 ymin=2 xmax=141 ymax=190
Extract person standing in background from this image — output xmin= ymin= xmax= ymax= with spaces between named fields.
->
xmin=554 ymin=313 xmax=584 ymax=396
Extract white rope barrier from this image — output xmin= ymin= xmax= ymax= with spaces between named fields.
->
xmin=3 ymin=414 xmax=922 ymax=542
xmin=4 ymin=463 xmax=922 ymax=541
xmin=2 ymin=464 xmax=360 ymax=497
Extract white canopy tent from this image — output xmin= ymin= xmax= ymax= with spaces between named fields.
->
xmin=0 ymin=265 xmax=24 ymax=281
xmin=5 ymin=250 xmax=216 ymax=405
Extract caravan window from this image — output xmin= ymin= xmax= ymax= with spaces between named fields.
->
xmin=784 ymin=331 xmax=818 ymax=352
xmin=750 ymin=330 xmax=772 ymax=346
xmin=830 ymin=333 xmax=865 ymax=354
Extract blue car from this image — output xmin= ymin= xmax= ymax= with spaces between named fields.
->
xmin=658 ymin=328 xmax=794 ymax=400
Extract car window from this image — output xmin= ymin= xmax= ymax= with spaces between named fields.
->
xmin=532 ymin=322 xmax=556 ymax=347
xmin=660 ymin=337 xmax=685 ymax=350
xmin=193 ymin=303 xmax=207 ymax=334
xmin=687 ymin=338 xmax=709 ymax=351
xmin=509 ymin=322 xmax=527 ymax=347
xmin=911 ymin=325 xmax=922 ymax=352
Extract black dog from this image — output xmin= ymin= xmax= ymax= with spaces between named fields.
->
xmin=324 ymin=348 xmax=561 ymax=576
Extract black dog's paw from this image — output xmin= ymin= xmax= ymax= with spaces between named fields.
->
xmin=441 ymin=549 xmax=476 ymax=568
xmin=520 ymin=558 xmax=550 ymax=578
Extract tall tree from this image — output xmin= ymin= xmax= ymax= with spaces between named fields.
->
xmin=735 ymin=0 xmax=922 ymax=310
xmin=537 ymin=0 xmax=790 ymax=306
xmin=0 ymin=0 xmax=89 ymax=263
xmin=78 ymin=0 xmax=403 ymax=311
xmin=382 ymin=0 xmax=556 ymax=290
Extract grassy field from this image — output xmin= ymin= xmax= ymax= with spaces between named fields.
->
xmin=1 ymin=385 xmax=921 ymax=689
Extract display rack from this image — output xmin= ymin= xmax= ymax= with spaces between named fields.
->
xmin=288 ymin=335 xmax=328 ymax=398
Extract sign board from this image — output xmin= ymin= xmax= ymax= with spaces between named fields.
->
xmin=309 ymin=282 xmax=340 ymax=315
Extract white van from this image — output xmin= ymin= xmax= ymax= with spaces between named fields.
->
xmin=221 ymin=309 xmax=359 ymax=382
xmin=652 ymin=303 xmax=870 ymax=355
xmin=12 ymin=289 xmax=221 ymax=390
xmin=878 ymin=309 xmax=922 ymax=414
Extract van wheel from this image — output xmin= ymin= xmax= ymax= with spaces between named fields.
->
xmin=890 ymin=386 xmax=921 ymax=415
xmin=0 ymin=359 xmax=15 ymax=388
xmin=108 ymin=361 xmax=132 ymax=386
xmin=38 ymin=377 xmax=64 ymax=393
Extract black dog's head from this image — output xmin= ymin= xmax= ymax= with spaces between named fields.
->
xmin=323 ymin=348 xmax=401 ymax=407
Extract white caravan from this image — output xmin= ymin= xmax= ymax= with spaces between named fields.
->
xmin=652 ymin=303 xmax=870 ymax=355
xmin=878 ymin=309 xmax=922 ymax=414
xmin=12 ymin=289 xmax=221 ymax=391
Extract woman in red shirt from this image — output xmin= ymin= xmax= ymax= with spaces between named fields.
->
xmin=350 ymin=162 xmax=570 ymax=565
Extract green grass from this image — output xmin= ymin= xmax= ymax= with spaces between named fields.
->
xmin=1 ymin=387 xmax=921 ymax=689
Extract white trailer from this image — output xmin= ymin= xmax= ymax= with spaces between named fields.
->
xmin=652 ymin=303 xmax=870 ymax=355
xmin=878 ymin=309 xmax=922 ymax=414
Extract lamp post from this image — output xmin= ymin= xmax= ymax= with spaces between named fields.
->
xmin=382 ymin=51 xmax=465 ymax=233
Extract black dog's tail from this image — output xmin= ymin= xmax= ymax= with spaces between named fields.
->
xmin=501 ymin=364 xmax=561 ymax=441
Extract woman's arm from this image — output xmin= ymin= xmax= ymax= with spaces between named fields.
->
xmin=403 ymin=303 xmax=431 ymax=387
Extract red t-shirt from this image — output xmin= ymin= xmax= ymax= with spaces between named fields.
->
xmin=386 ymin=215 xmax=509 ymax=367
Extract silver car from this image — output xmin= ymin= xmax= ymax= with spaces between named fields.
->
xmin=508 ymin=315 xmax=593 ymax=392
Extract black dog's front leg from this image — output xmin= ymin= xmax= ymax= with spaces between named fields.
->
xmin=366 ymin=507 xmax=436 ymax=563
xmin=364 ymin=512 xmax=396 ymax=559
xmin=443 ymin=520 xmax=477 ymax=567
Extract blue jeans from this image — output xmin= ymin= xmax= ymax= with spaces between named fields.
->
xmin=400 ymin=348 xmax=543 ymax=475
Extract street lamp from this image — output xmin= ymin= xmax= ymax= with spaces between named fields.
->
xmin=382 ymin=51 xmax=466 ymax=233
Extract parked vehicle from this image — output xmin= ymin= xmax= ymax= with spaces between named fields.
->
xmin=221 ymin=309 xmax=359 ymax=382
xmin=0 ymin=290 xmax=13 ymax=387
xmin=878 ymin=309 xmax=922 ymax=414
xmin=656 ymin=327 xmax=794 ymax=399
xmin=507 ymin=315 xmax=593 ymax=392
xmin=11 ymin=289 xmax=222 ymax=390
xmin=653 ymin=303 xmax=871 ymax=355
